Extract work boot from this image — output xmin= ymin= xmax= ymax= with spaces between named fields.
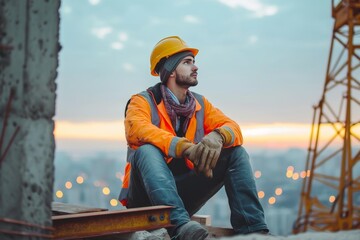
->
xmin=175 ymin=221 xmax=209 ymax=240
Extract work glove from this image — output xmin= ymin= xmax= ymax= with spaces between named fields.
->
xmin=185 ymin=131 xmax=224 ymax=178
xmin=183 ymin=144 xmax=196 ymax=159
xmin=196 ymin=131 xmax=224 ymax=177
xmin=183 ymin=143 xmax=214 ymax=178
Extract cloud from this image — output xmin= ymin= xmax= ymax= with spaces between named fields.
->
xmin=88 ymin=0 xmax=101 ymax=6
xmin=91 ymin=27 xmax=112 ymax=39
xmin=61 ymin=5 xmax=72 ymax=14
xmin=111 ymin=42 xmax=124 ymax=50
xmin=118 ymin=32 xmax=128 ymax=42
xmin=248 ymin=35 xmax=258 ymax=44
xmin=218 ymin=0 xmax=278 ymax=18
xmin=123 ymin=63 xmax=135 ymax=72
xmin=110 ymin=32 xmax=128 ymax=50
xmin=184 ymin=15 xmax=201 ymax=24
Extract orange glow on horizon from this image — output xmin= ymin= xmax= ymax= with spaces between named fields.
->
xmin=242 ymin=123 xmax=311 ymax=149
xmin=54 ymin=121 xmax=355 ymax=149
xmin=54 ymin=121 xmax=126 ymax=141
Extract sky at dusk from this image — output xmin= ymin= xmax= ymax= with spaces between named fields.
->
xmin=55 ymin=0 xmax=336 ymax=153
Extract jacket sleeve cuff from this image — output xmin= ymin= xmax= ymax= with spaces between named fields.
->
xmin=169 ymin=137 xmax=194 ymax=158
xmin=214 ymin=127 xmax=235 ymax=147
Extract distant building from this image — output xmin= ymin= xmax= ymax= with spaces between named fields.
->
xmin=266 ymin=207 xmax=297 ymax=236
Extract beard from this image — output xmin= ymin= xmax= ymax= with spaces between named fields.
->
xmin=175 ymin=72 xmax=198 ymax=87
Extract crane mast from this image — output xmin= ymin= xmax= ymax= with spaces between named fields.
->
xmin=293 ymin=0 xmax=360 ymax=233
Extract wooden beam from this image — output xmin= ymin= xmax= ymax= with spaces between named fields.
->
xmin=191 ymin=215 xmax=212 ymax=226
xmin=207 ymin=226 xmax=235 ymax=238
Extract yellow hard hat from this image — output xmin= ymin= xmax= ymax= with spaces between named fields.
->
xmin=150 ymin=36 xmax=199 ymax=76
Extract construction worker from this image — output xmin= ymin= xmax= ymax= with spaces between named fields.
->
xmin=118 ymin=36 xmax=268 ymax=239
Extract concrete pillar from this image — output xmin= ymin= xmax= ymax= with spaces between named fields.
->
xmin=0 ymin=0 xmax=60 ymax=239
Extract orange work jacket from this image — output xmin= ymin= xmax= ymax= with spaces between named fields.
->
xmin=119 ymin=83 xmax=243 ymax=206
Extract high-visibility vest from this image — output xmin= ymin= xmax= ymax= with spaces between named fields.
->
xmin=119 ymin=83 xmax=205 ymax=206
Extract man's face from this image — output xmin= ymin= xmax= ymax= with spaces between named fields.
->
xmin=174 ymin=56 xmax=198 ymax=87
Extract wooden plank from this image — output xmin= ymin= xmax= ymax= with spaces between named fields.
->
xmin=52 ymin=205 xmax=173 ymax=239
xmin=191 ymin=215 xmax=212 ymax=226
xmin=207 ymin=226 xmax=235 ymax=238
xmin=191 ymin=214 xmax=236 ymax=237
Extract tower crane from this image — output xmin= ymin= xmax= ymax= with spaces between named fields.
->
xmin=293 ymin=0 xmax=360 ymax=233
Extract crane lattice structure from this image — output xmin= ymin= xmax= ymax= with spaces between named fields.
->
xmin=293 ymin=0 xmax=360 ymax=233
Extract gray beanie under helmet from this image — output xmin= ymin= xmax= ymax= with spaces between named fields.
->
xmin=158 ymin=51 xmax=194 ymax=83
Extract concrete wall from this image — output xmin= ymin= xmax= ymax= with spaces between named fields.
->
xmin=0 ymin=0 xmax=60 ymax=239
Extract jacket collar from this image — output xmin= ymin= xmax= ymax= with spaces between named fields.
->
xmin=147 ymin=83 xmax=202 ymax=130
xmin=147 ymin=82 xmax=201 ymax=111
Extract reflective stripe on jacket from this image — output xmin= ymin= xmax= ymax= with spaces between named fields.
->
xmin=119 ymin=83 xmax=243 ymax=206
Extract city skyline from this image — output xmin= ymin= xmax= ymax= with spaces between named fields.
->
xmin=53 ymin=147 xmax=352 ymax=235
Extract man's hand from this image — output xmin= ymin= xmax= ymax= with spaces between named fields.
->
xmin=184 ymin=143 xmax=213 ymax=178
xmin=198 ymin=131 xmax=223 ymax=176
xmin=183 ymin=131 xmax=224 ymax=178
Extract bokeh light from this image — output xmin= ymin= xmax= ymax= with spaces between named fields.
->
xmin=258 ymin=191 xmax=265 ymax=199
xmin=254 ymin=170 xmax=262 ymax=178
xmin=65 ymin=181 xmax=72 ymax=189
xmin=292 ymin=173 xmax=299 ymax=180
xmin=268 ymin=197 xmax=276 ymax=205
xmin=287 ymin=166 xmax=294 ymax=172
xmin=76 ymin=176 xmax=84 ymax=184
xmin=110 ymin=199 xmax=118 ymax=206
xmin=56 ymin=190 xmax=63 ymax=198
xmin=102 ymin=187 xmax=110 ymax=195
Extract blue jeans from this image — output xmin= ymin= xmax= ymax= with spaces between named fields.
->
xmin=127 ymin=144 xmax=268 ymax=236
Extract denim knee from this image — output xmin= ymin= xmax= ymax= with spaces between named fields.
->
xmin=132 ymin=144 xmax=164 ymax=167
xmin=230 ymin=146 xmax=249 ymax=160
